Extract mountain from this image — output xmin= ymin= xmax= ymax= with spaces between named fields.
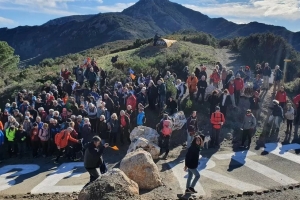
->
xmin=0 ymin=0 xmax=299 ymax=62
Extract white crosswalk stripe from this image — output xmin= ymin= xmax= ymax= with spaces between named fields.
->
xmin=168 ymin=143 xmax=300 ymax=197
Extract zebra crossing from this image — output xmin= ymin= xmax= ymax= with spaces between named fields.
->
xmin=168 ymin=142 xmax=300 ymax=197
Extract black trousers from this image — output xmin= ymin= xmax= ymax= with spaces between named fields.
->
xmin=196 ymin=89 xmax=205 ymax=103
xmin=7 ymin=141 xmax=15 ymax=157
xmin=211 ymin=128 xmax=220 ymax=146
xmin=90 ymin=118 xmax=97 ymax=132
xmin=286 ymin=119 xmax=293 ymax=132
xmin=55 ymin=148 xmax=65 ymax=162
xmin=41 ymin=141 xmax=48 ymax=156
xmin=31 ymin=141 xmax=39 ymax=157
xmin=86 ymin=168 xmax=100 ymax=183
xmin=220 ymin=105 xmax=227 ymax=118
xmin=234 ymin=90 xmax=241 ymax=106
xmin=242 ymin=129 xmax=252 ymax=146
xmin=159 ymin=134 xmax=170 ymax=156
xmin=120 ymin=127 xmax=130 ymax=144
xmin=109 ymin=132 xmax=118 ymax=145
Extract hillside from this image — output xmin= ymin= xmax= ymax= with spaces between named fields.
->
xmin=0 ymin=0 xmax=299 ymax=63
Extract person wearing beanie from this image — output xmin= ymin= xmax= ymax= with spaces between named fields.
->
xmin=268 ymin=99 xmax=284 ymax=132
xmin=240 ymin=109 xmax=256 ymax=148
xmin=210 ymin=106 xmax=225 ymax=148
xmin=83 ymin=136 xmax=109 ymax=184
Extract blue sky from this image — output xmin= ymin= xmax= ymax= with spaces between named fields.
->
xmin=0 ymin=0 xmax=299 ymax=32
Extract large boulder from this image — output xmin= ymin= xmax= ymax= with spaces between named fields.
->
xmin=78 ymin=169 xmax=140 ymax=200
xmin=120 ymin=149 xmax=163 ymax=190
xmin=130 ymin=126 xmax=159 ymax=144
xmin=127 ymin=137 xmax=160 ymax=159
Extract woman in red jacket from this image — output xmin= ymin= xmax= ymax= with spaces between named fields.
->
xmin=275 ymin=86 xmax=287 ymax=109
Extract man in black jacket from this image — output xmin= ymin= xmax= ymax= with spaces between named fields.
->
xmin=84 ymin=136 xmax=109 ymax=184
xmin=165 ymin=97 xmax=178 ymax=115
xmin=195 ymin=75 xmax=207 ymax=104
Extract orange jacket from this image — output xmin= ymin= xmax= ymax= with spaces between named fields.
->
xmin=55 ymin=130 xmax=78 ymax=149
xmin=210 ymin=112 xmax=225 ymax=129
xmin=210 ymin=72 xmax=221 ymax=83
xmin=186 ymin=76 xmax=198 ymax=93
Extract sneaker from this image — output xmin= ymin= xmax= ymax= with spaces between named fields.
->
xmin=185 ymin=188 xmax=192 ymax=194
xmin=189 ymin=187 xmax=198 ymax=193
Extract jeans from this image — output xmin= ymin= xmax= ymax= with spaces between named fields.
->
xmin=230 ymin=94 xmax=236 ymax=107
xmin=263 ymin=76 xmax=269 ymax=89
xmin=187 ymin=131 xmax=193 ymax=148
xmin=159 ymin=95 xmax=166 ymax=110
xmin=186 ymin=168 xmax=200 ymax=189
xmin=268 ymin=115 xmax=281 ymax=129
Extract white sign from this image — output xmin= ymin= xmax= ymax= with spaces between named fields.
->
xmin=0 ymin=164 xmax=40 ymax=191
xmin=31 ymin=162 xmax=85 ymax=194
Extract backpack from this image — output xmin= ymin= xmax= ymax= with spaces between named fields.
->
xmin=183 ymin=84 xmax=187 ymax=94
xmin=162 ymin=120 xmax=172 ymax=136
xmin=55 ymin=131 xmax=68 ymax=148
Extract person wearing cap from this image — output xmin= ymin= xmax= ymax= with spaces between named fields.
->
xmin=6 ymin=124 xmax=17 ymax=158
xmin=249 ymin=91 xmax=260 ymax=119
xmin=84 ymin=136 xmax=109 ymax=184
xmin=268 ymin=100 xmax=284 ymax=131
xmin=234 ymin=73 xmax=244 ymax=106
xmin=273 ymin=65 xmax=283 ymax=93
xmin=275 ymin=86 xmax=287 ymax=109
xmin=240 ymin=110 xmax=256 ymax=148
xmin=210 ymin=106 xmax=225 ymax=148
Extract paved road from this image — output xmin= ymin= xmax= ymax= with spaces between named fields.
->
xmin=0 ymin=142 xmax=300 ymax=198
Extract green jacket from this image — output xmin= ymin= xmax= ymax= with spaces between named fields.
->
xmin=6 ymin=128 xmax=16 ymax=142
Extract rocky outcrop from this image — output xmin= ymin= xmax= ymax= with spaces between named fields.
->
xmin=78 ymin=169 xmax=140 ymax=200
xmin=120 ymin=149 xmax=163 ymax=190
xmin=130 ymin=126 xmax=160 ymax=144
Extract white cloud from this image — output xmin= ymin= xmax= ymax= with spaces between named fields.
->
xmin=97 ymin=2 xmax=135 ymax=12
xmin=0 ymin=16 xmax=15 ymax=25
xmin=183 ymin=0 xmax=300 ymax=20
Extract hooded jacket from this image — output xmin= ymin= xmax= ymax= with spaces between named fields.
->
xmin=84 ymin=142 xmax=105 ymax=169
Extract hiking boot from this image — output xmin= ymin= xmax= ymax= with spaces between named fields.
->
xmin=185 ymin=188 xmax=192 ymax=194
xmin=189 ymin=187 xmax=197 ymax=193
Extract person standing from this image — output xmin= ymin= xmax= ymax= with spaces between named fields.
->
xmin=158 ymin=114 xmax=173 ymax=159
xmin=157 ymin=79 xmax=166 ymax=111
xmin=184 ymin=136 xmax=203 ymax=194
xmin=109 ymin=113 xmax=119 ymax=146
xmin=84 ymin=136 xmax=109 ymax=184
xmin=185 ymin=111 xmax=199 ymax=149
xmin=268 ymin=100 xmax=284 ymax=132
xmin=219 ymin=89 xmax=231 ymax=118
xmin=273 ymin=65 xmax=283 ymax=93
xmin=119 ymin=110 xmax=131 ymax=145
xmin=210 ymin=106 xmax=225 ymax=148
xmin=15 ymin=125 xmax=27 ymax=158
xmin=234 ymin=74 xmax=244 ymax=106
xmin=275 ymin=86 xmax=287 ymax=109
xmin=240 ymin=110 xmax=256 ymax=148
xmin=196 ymin=76 xmax=207 ymax=104
xmin=228 ymin=79 xmax=236 ymax=108
xmin=262 ymin=63 xmax=272 ymax=90
xmin=285 ymin=103 xmax=294 ymax=134
xmin=208 ymin=90 xmax=220 ymax=116
xmin=0 ymin=130 xmax=4 ymax=163
xmin=187 ymin=73 xmax=198 ymax=100
xmin=249 ymin=91 xmax=260 ymax=119
xmin=147 ymin=80 xmax=158 ymax=110
xmin=6 ymin=125 xmax=17 ymax=158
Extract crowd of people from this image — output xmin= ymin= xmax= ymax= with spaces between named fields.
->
xmin=0 ymin=58 xmax=298 ymax=190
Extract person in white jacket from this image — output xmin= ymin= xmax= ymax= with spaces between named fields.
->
xmin=285 ymin=103 xmax=294 ymax=134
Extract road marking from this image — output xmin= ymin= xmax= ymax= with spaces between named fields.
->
xmin=214 ymin=150 xmax=298 ymax=185
xmin=31 ymin=162 xmax=85 ymax=194
xmin=264 ymin=143 xmax=300 ymax=164
xmin=0 ymin=165 xmax=40 ymax=191
xmin=168 ymin=156 xmax=263 ymax=196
